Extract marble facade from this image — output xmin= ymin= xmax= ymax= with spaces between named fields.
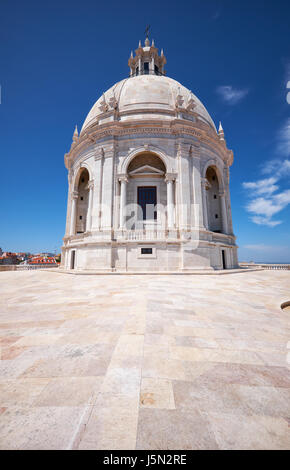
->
xmin=61 ymin=38 xmax=238 ymax=272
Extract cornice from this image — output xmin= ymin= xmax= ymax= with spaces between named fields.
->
xmin=65 ymin=119 xmax=233 ymax=169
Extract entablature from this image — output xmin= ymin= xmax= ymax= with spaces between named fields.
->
xmin=65 ymin=119 xmax=234 ymax=170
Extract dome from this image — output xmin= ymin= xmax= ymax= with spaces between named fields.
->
xmin=81 ymin=75 xmax=216 ymax=133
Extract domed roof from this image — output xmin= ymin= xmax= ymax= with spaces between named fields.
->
xmin=81 ymin=75 xmax=216 ymax=133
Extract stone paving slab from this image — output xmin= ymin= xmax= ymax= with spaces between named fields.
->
xmin=0 ymin=270 xmax=289 ymax=450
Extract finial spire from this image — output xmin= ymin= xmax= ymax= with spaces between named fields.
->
xmin=218 ymin=122 xmax=225 ymax=141
xmin=73 ymin=125 xmax=78 ymax=142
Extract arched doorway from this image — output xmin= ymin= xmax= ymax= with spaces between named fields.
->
xmin=205 ymin=166 xmax=223 ymax=233
xmin=75 ymin=168 xmax=89 ymax=234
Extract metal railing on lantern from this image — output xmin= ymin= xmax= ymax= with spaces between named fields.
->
xmin=129 ymin=69 xmax=166 ymax=78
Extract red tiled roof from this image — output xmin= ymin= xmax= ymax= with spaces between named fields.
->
xmin=29 ymin=256 xmax=57 ymax=265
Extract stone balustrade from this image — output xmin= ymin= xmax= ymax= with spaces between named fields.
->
xmin=240 ymin=263 xmax=290 ymax=271
xmin=125 ymin=229 xmax=167 ymax=241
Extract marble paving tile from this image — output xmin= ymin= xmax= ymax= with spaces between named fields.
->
xmin=1 ymin=345 xmax=29 ymax=360
xmin=174 ymin=336 xmax=219 ymax=349
xmin=55 ymin=329 xmax=119 ymax=345
xmin=170 ymin=346 xmax=265 ymax=365
xmin=206 ymin=411 xmax=290 ymax=450
xmin=113 ymin=334 xmax=144 ymax=357
xmin=34 ymin=376 xmax=104 ymax=407
xmin=136 ymin=408 xmax=219 ymax=450
xmin=230 ymin=384 xmax=290 ymax=418
xmin=142 ymin=356 xmax=187 ymax=381
xmin=13 ymin=334 xmax=60 ymax=347
xmin=173 ymin=380 xmax=252 ymax=415
xmin=183 ymin=362 xmax=290 ymax=387
xmin=140 ymin=377 xmax=175 ymax=409
xmin=78 ymin=405 xmax=139 ymax=450
xmin=0 ymin=336 xmax=23 ymax=346
xmin=21 ymin=356 xmax=110 ymax=378
xmin=0 ymin=406 xmax=85 ymax=450
xmin=0 ymin=357 xmax=36 ymax=378
xmin=100 ymin=366 xmax=141 ymax=397
xmin=0 ymin=378 xmax=50 ymax=406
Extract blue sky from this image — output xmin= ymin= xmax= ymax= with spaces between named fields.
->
xmin=1 ymin=0 xmax=290 ymax=262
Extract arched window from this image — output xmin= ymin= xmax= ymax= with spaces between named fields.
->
xmin=205 ymin=167 xmax=222 ymax=233
xmin=125 ymin=152 xmax=167 ymax=228
xmin=75 ymin=168 xmax=89 ymax=233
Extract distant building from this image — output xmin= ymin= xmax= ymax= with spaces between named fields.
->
xmin=28 ymin=256 xmax=57 ymax=266
xmin=0 ymin=252 xmax=18 ymax=265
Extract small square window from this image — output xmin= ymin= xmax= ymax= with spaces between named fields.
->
xmin=214 ymin=195 xmax=217 ymax=199
xmin=81 ymin=178 xmax=85 ymax=183
xmin=141 ymin=248 xmax=152 ymax=255
xmin=79 ymin=216 xmax=82 ymax=220
xmin=215 ymin=214 xmax=219 ymax=219
xmin=81 ymin=196 xmax=83 ymax=200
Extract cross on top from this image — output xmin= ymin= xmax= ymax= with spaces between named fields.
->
xmin=144 ymin=25 xmax=150 ymax=38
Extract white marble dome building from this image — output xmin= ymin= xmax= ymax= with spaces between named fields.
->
xmin=61 ymin=37 xmax=238 ymax=272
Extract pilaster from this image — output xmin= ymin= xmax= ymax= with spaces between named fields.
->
xmin=177 ymin=141 xmax=192 ymax=232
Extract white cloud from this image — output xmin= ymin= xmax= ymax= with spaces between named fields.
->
xmin=262 ymin=158 xmax=290 ymax=176
xmin=216 ymin=85 xmax=249 ymax=105
xmin=243 ymin=177 xmax=279 ymax=195
xmin=250 ymin=216 xmax=282 ymax=227
xmin=243 ymin=118 xmax=290 ymax=227
xmin=243 ymin=187 xmax=290 ymax=227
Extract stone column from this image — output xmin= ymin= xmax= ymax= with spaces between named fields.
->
xmin=201 ymin=178 xmax=209 ymax=230
xmin=219 ymin=191 xmax=228 ymax=234
xmin=191 ymin=146 xmax=205 ymax=230
xmin=151 ymin=55 xmax=155 ymax=74
xmin=86 ymin=180 xmax=94 ymax=232
xmin=101 ymin=146 xmax=114 ymax=231
xmin=225 ymin=165 xmax=234 ymax=235
xmin=165 ymin=174 xmax=175 ymax=229
xmin=119 ymin=176 xmax=128 ymax=229
xmin=70 ymin=191 xmax=78 ymax=236
xmin=64 ymin=170 xmax=73 ymax=237
xmin=177 ymin=142 xmax=191 ymax=231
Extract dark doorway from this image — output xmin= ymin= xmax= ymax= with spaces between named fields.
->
xmin=222 ymin=250 xmax=226 ymax=270
xmin=71 ymin=250 xmax=76 ymax=270
xmin=138 ymin=187 xmax=157 ymax=220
